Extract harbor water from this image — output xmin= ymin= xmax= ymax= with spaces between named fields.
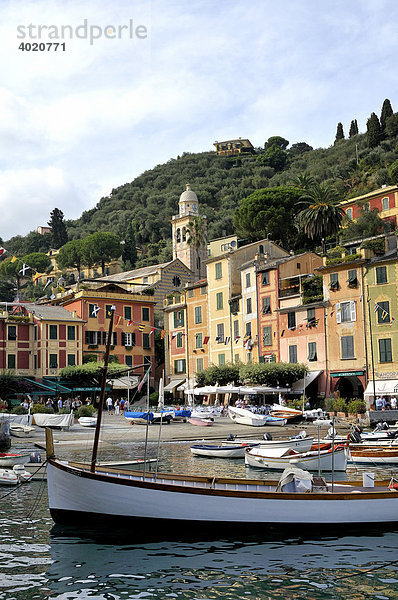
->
xmin=1 ymin=440 xmax=398 ymax=600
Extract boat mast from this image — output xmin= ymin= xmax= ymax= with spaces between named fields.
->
xmin=90 ymin=304 xmax=115 ymax=473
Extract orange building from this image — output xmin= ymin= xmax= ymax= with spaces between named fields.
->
xmin=51 ymin=283 xmax=156 ymax=383
xmin=186 ymin=279 xmax=209 ymax=378
xmin=163 ymin=292 xmax=187 ymax=395
xmin=339 ymin=185 xmax=398 ymax=230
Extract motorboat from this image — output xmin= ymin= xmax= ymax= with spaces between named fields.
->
xmin=245 ymin=445 xmax=348 ymax=472
xmin=348 ymin=446 xmax=398 ymax=465
xmin=224 ymin=433 xmax=314 ymax=454
xmin=190 ymin=444 xmax=249 ymax=458
xmin=0 ymin=452 xmax=31 ymax=467
xmin=0 ymin=465 xmax=32 ymax=485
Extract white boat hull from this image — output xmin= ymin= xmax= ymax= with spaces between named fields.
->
xmin=245 ymin=448 xmax=347 ymax=471
xmin=47 ymin=460 xmax=398 ymax=526
xmin=224 ymin=437 xmax=314 ymax=453
xmin=9 ymin=424 xmax=35 ymax=438
xmin=190 ymin=445 xmax=247 ymax=458
xmin=228 ymin=407 xmax=268 ymax=427
xmin=0 ymin=453 xmax=31 ymax=467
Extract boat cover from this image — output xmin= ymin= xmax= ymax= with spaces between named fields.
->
xmin=124 ymin=411 xmax=154 ymax=421
xmin=32 ymin=413 xmax=74 ymax=427
xmin=276 ymin=466 xmax=313 ymax=493
xmin=174 ymin=410 xmax=191 ymax=418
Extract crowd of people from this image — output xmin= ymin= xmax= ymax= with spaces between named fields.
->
xmin=375 ymin=396 xmax=397 ymax=410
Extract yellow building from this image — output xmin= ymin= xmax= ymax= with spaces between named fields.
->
xmin=206 ymin=239 xmax=288 ymax=367
xmin=163 ymin=292 xmax=188 ymax=394
xmin=186 ymin=279 xmax=209 ymax=377
xmin=207 ymin=235 xmax=238 ymax=259
xmin=213 ymin=138 xmax=255 ymax=156
xmin=44 ymin=248 xmax=123 ymax=288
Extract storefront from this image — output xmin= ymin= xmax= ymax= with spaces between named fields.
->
xmin=330 ymin=370 xmax=365 ymax=399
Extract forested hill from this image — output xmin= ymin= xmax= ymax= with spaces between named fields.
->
xmin=5 ymin=103 xmax=398 ymax=267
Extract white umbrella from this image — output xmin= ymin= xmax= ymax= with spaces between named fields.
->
xmin=157 ymin=376 xmax=164 ymax=410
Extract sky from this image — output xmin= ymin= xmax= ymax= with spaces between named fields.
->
xmin=0 ymin=0 xmax=398 ymax=241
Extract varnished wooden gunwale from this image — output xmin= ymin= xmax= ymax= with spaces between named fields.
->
xmin=51 ymin=460 xmax=396 ymax=501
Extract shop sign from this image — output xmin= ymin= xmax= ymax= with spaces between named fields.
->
xmin=330 ymin=371 xmax=364 ymax=377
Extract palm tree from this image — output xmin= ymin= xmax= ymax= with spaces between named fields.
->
xmin=297 ymin=183 xmax=345 ymax=254
xmin=186 ymin=215 xmax=207 ymax=278
xmin=291 ymin=173 xmax=316 ymax=190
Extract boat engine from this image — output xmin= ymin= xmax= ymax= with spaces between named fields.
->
xmin=349 ymin=430 xmax=361 ymax=443
xmin=227 ymin=434 xmax=236 ymax=441
xmin=263 ymin=433 xmax=272 ymax=441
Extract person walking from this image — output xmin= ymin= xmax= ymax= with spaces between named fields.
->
xmin=106 ymin=396 xmax=113 ymax=415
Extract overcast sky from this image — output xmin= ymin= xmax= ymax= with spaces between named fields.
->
xmin=1 ymin=0 xmax=398 ymax=241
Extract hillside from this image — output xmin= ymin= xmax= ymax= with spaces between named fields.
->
xmin=5 ymin=108 xmax=398 ymax=266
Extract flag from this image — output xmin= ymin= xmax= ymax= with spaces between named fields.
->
xmin=0 ymin=247 xmax=6 ymax=257
xmin=161 ymin=329 xmax=166 ymax=340
xmin=59 ymin=285 xmax=65 ymax=292
xmin=115 ymin=316 xmax=122 ymax=327
xmin=171 ymin=332 xmax=177 ymax=340
xmin=390 ymin=317 xmax=395 ymax=328
xmin=382 ymin=310 xmax=388 ymax=321
xmin=137 ymin=367 xmax=150 ymax=392
xmin=10 ymin=256 xmax=17 ymax=263
xmin=127 ymin=320 xmax=134 ymax=326
xmin=203 ymin=336 xmax=210 ymax=345
xmin=281 ymin=330 xmax=285 ymax=337
xmin=235 ymin=336 xmax=241 ymax=343
xmin=43 ymin=279 xmax=51 ymax=290
xmin=215 ymin=336 xmax=221 ymax=342
xmin=149 ymin=327 xmax=156 ymax=335
xmin=91 ymin=305 xmax=100 ymax=317
xmin=374 ymin=303 xmax=380 ymax=313
xmin=224 ymin=336 xmax=231 ymax=345
xmin=19 ymin=264 xmax=30 ymax=276
xmin=138 ymin=324 xmax=145 ymax=332
xmin=33 ymin=272 xmax=44 ymax=283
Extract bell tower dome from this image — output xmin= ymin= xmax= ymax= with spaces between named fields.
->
xmin=171 ymin=183 xmax=206 ymax=279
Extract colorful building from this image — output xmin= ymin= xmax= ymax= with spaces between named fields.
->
xmin=163 ymin=291 xmax=188 ymax=393
xmin=186 ymin=279 xmax=209 ymax=378
xmin=0 ymin=302 xmax=84 ymax=378
xmin=316 ymin=255 xmax=368 ymax=399
xmin=50 ymin=283 xmax=156 ymax=383
xmin=213 ymin=138 xmax=255 ymax=156
xmin=339 ymin=184 xmax=398 ymax=230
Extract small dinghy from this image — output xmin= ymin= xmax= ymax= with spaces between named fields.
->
xmin=188 ymin=417 xmax=214 ymax=427
xmin=9 ymin=424 xmax=35 ymax=438
xmin=0 ymin=464 xmax=33 ymax=485
xmin=190 ymin=444 xmax=249 ymax=458
xmin=78 ymin=417 xmax=97 ymax=427
xmin=125 ymin=411 xmax=154 ymax=425
xmin=0 ymin=452 xmax=30 ymax=467
xmin=245 ymin=445 xmax=348 ymax=472
xmin=228 ymin=406 xmax=269 ymax=427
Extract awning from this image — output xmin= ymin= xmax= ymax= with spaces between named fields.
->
xmin=289 ymin=370 xmax=323 ymax=393
xmin=111 ymin=376 xmax=140 ymax=389
xmin=23 ymin=378 xmax=72 ymax=394
xmin=364 ymin=380 xmax=398 ymax=396
xmin=164 ymin=378 xmax=186 ymax=392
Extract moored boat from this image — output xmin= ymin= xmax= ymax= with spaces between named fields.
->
xmin=78 ymin=417 xmax=97 ymax=427
xmin=190 ymin=444 xmax=250 ymax=458
xmin=9 ymin=424 xmax=35 ymax=438
xmin=188 ymin=417 xmax=214 ymax=426
xmin=228 ymin=406 xmax=269 ymax=427
xmin=0 ymin=452 xmax=31 ymax=467
xmin=245 ymin=445 xmax=348 ymax=472
xmin=349 ymin=446 xmax=398 ymax=465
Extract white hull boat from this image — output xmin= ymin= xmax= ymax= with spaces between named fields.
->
xmin=47 ymin=458 xmax=398 ymax=528
xmin=224 ymin=437 xmax=314 ymax=453
xmin=78 ymin=417 xmax=97 ymax=427
xmin=228 ymin=406 xmax=269 ymax=427
xmin=0 ymin=465 xmax=33 ymax=485
xmin=9 ymin=424 xmax=35 ymax=438
xmin=245 ymin=446 xmax=348 ymax=472
xmin=349 ymin=447 xmax=398 ymax=465
xmin=190 ymin=444 xmax=248 ymax=458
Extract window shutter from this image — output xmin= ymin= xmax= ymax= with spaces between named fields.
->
xmin=113 ymin=332 xmax=117 ymax=345
xmin=174 ymin=311 xmax=178 ymax=328
xmin=103 ymin=331 xmax=107 ymax=345
xmin=336 ymin=303 xmax=341 ymax=324
xmin=121 ymin=332 xmax=126 ymax=346
xmin=350 ymin=301 xmax=356 ymax=322
xmin=132 ymin=333 xmax=136 ymax=346
xmin=85 ymin=331 xmax=89 ymax=344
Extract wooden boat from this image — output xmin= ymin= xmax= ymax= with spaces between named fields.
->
xmin=245 ymin=445 xmax=348 ymax=472
xmin=228 ymin=406 xmax=269 ymax=427
xmin=46 ymin=308 xmax=398 ymax=531
xmin=0 ymin=452 xmax=31 ymax=467
xmin=225 ymin=436 xmax=314 ymax=454
xmin=23 ymin=457 xmax=157 ymax=481
xmin=190 ymin=444 xmax=249 ymax=458
xmin=9 ymin=424 xmax=35 ymax=438
xmin=78 ymin=417 xmax=97 ymax=427
xmin=188 ymin=417 xmax=214 ymax=427
xmin=46 ymin=455 xmax=398 ymax=528
xmin=349 ymin=446 xmax=398 ymax=465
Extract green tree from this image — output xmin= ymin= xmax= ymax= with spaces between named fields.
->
xmin=264 ymin=136 xmax=289 ymax=150
xmin=334 ymin=122 xmax=344 ymax=143
xmin=0 ymin=280 xmax=15 ymax=302
xmin=48 ymin=208 xmax=68 ymax=249
xmin=186 ymin=215 xmax=207 ymax=278
xmin=122 ymin=222 xmax=138 ymax=269
xmin=0 ymin=258 xmax=25 ymax=295
xmin=288 ymin=142 xmax=313 ymax=157
xmin=290 ymin=173 xmax=316 ymax=190
xmin=22 ymin=252 xmax=51 ymax=273
xmin=380 ymin=98 xmax=393 ymax=133
xmin=57 ymin=239 xmax=85 ymax=275
xmin=297 ymin=183 xmax=345 ymax=253
xmin=234 ymin=186 xmax=302 ymax=249
xmin=195 ymin=364 xmax=240 ymax=387
xmin=239 ymin=362 xmax=307 ymax=388
xmin=366 ymin=112 xmax=382 ymax=148
xmin=341 ymin=208 xmax=386 ymax=241
xmin=386 ymin=113 xmax=398 ymax=138
xmin=349 ymin=119 xmax=359 ymax=137
xmin=389 ymin=159 xmax=398 ymax=183
xmin=82 ymin=232 xmax=122 ymax=274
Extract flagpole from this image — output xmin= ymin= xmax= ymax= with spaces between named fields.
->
xmin=142 ymin=362 xmax=151 ymax=481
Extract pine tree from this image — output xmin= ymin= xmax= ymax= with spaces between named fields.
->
xmin=334 ymin=122 xmax=344 ymax=144
xmin=380 ymin=98 xmax=393 ymax=133
xmin=122 ymin=222 xmax=138 ymax=269
xmin=48 ymin=208 xmax=68 ymax=249
xmin=349 ymin=119 xmax=359 ymax=137
xmin=366 ymin=112 xmax=382 ymax=148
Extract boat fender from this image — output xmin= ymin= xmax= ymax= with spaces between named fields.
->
xmin=130 ymin=421 xmax=134 ymax=426
xmin=263 ymin=433 xmax=272 ymax=441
